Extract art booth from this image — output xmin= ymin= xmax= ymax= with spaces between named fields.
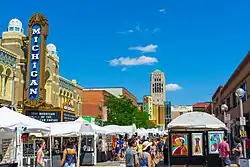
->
xmin=167 ymin=112 xmax=227 ymax=167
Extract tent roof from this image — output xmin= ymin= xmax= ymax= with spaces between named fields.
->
xmin=74 ymin=117 xmax=107 ymax=134
xmin=102 ymin=124 xmax=136 ymax=135
xmin=0 ymin=107 xmax=50 ymax=132
xmin=167 ymin=111 xmax=227 ymax=130
xmin=49 ymin=121 xmax=94 ymax=137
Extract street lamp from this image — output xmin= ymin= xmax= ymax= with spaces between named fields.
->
xmin=221 ymin=104 xmax=231 ymax=157
xmin=235 ymin=88 xmax=247 ymax=158
xmin=221 ymin=104 xmax=229 ymax=123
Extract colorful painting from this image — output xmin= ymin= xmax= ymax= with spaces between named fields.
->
xmin=208 ymin=131 xmax=224 ymax=154
xmin=192 ymin=133 xmax=203 ymax=156
xmin=171 ymin=133 xmax=188 ymax=156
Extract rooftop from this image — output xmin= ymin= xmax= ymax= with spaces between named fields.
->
xmin=192 ymin=102 xmax=212 ymax=108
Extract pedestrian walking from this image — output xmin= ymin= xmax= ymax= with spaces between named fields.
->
xmin=36 ymin=139 xmax=46 ymax=167
xmin=60 ymin=139 xmax=77 ymax=167
xmin=125 ymin=138 xmax=139 ymax=167
xmin=138 ymin=141 xmax=152 ymax=167
xmin=218 ymin=136 xmax=231 ymax=167
xmin=232 ymin=137 xmax=243 ymax=167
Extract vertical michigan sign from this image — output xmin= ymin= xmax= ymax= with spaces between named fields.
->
xmin=24 ymin=13 xmax=48 ymax=108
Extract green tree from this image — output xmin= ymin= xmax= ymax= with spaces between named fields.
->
xmin=104 ymin=95 xmax=157 ymax=128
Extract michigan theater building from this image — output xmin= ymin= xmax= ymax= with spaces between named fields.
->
xmin=0 ymin=13 xmax=83 ymax=122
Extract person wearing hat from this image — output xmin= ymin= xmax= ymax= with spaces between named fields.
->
xmin=138 ymin=141 xmax=152 ymax=167
xmin=125 ymin=139 xmax=139 ymax=167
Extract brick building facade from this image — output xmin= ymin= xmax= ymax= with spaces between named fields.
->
xmin=82 ymin=90 xmax=111 ymax=120
xmin=212 ymin=51 xmax=250 ymax=136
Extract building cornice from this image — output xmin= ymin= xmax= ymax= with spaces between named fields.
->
xmin=221 ymin=51 xmax=250 ymax=94
xmin=0 ymin=46 xmax=19 ymax=58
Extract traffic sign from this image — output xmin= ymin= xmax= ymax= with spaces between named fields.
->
xmin=240 ymin=117 xmax=246 ymax=126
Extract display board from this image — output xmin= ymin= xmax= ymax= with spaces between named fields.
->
xmin=26 ymin=110 xmax=61 ymax=122
xmin=63 ymin=112 xmax=77 ymax=122
xmin=1 ymin=138 xmax=14 ymax=162
xmin=208 ymin=131 xmax=224 ymax=154
xmin=171 ymin=133 xmax=188 ymax=156
xmin=191 ymin=133 xmax=203 ymax=156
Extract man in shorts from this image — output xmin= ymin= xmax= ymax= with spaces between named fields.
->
xmin=218 ymin=136 xmax=231 ymax=167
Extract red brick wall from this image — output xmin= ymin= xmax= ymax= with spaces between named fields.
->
xmin=122 ymin=89 xmax=137 ymax=105
xmin=82 ymin=90 xmax=106 ymax=117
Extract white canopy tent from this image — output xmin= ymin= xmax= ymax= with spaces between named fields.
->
xmin=74 ymin=117 xmax=107 ymax=134
xmin=48 ymin=121 xmax=96 ymax=166
xmin=102 ymin=124 xmax=137 ymax=135
xmin=0 ymin=107 xmax=51 ymax=167
xmin=49 ymin=121 xmax=94 ymax=137
xmin=167 ymin=111 xmax=227 ymax=130
xmin=136 ymin=128 xmax=149 ymax=137
xmin=0 ymin=107 xmax=50 ymax=132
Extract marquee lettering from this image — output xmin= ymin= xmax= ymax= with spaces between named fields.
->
xmin=28 ymin=25 xmax=42 ymax=99
xmin=32 ymin=28 xmax=41 ymax=35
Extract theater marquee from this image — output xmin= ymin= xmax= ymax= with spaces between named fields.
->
xmin=24 ymin=13 xmax=48 ymax=108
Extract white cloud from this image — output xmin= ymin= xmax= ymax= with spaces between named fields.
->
xmin=116 ymin=29 xmax=134 ymax=34
xmin=166 ymin=84 xmax=182 ymax=91
xmin=152 ymin=28 xmax=160 ymax=34
xmin=109 ymin=55 xmax=158 ymax=66
xmin=159 ymin=8 xmax=167 ymax=14
xmin=128 ymin=44 xmax=158 ymax=53
xmin=121 ymin=67 xmax=127 ymax=71
xmin=116 ymin=25 xmax=150 ymax=34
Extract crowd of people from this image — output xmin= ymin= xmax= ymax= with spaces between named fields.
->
xmin=120 ymin=135 xmax=167 ymax=167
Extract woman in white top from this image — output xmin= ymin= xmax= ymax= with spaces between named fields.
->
xmin=36 ymin=139 xmax=46 ymax=167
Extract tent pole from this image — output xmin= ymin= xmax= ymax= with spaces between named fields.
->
xmin=49 ymin=135 xmax=52 ymax=167
xmin=77 ymin=135 xmax=81 ymax=167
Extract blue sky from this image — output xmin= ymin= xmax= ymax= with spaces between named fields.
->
xmin=1 ymin=0 xmax=250 ymax=105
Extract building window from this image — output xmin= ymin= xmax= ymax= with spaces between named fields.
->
xmin=15 ymin=27 xmax=20 ymax=31
xmin=233 ymin=92 xmax=237 ymax=108
xmin=9 ymin=27 xmax=14 ymax=31
xmin=240 ymin=82 xmax=248 ymax=102
xmin=219 ymin=105 xmax=222 ymax=115
xmin=226 ymin=96 xmax=231 ymax=109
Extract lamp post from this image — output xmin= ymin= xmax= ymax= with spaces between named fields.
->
xmin=235 ymin=88 xmax=247 ymax=158
xmin=221 ymin=104 xmax=229 ymax=123
xmin=221 ymin=104 xmax=231 ymax=156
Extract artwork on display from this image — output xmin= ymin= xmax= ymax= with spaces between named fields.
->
xmin=192 ymin=133 xmax=203 ymax=156
xmin=208 ymin=131 xmax=224 ymax=154
xmin=171 ymin=133 xmax=188 ymax=156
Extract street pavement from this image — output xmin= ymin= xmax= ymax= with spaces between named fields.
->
xmin=82 ymin=161 xmax=238 ymax=167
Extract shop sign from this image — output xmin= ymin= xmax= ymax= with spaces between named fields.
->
xmin=63 ymin=100 xmax=74 ymax=112
xmin=63 ymin=112 xmax=77 ymax=122
xmin=26 ymin=110 xmax=61 ymax=123
xmin=28 ymin=24 xmax=42 ymax=100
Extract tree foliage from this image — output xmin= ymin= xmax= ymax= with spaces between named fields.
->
xmin=104 ymin=95 xmax=157 ymax=129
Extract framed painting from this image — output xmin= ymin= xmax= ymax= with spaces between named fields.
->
xmin=192 ymin=133 xmax=203 ymax=156
xmin=171 ymin=133 xmax=188 ymax=156
xmin=208 ymin=131 xmax=224 ymax=154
